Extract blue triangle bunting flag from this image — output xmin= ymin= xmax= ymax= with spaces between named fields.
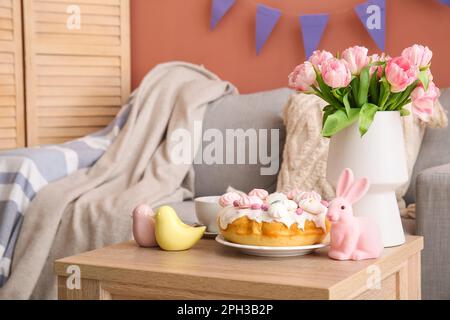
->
xmin=299 ymin=14 xmax=329 ymax=59
xmin=210 ymin=0 xmax=236 ymax=30
xmin=255 ymin=4 xmax=282 ymax=55
xmin=355 ymin=0 xmax=386 ymax=51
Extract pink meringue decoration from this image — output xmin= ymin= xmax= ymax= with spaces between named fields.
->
xmin=219 ymin=192 xmax=241 ymax=207
xmin=238 ymin=195 xmax=253 ymax=208
xmin=296 ymin=207 xmax=304 ymax=215
xmin=248 ymin=195 xmax=263 ymax=206
xmin=294 ymin=191 xmax=321 ymax=203
xmin=299 ymin=198 xmax=326 ymax=215
xmin=287 ymin=188 xmax=301 ymax=200
xmin=248 ymin=188 xmax=269 ymax=200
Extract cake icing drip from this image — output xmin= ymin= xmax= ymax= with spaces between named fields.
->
xmin=268 ymin=202 xmax=290 ymax=219
xmin=284 ymin=199 xmax=298 ymax=211
xmin=218 ymin=189 xmax=328 ymax=231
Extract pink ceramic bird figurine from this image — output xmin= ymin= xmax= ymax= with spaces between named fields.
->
xmin=132 ymin=204 xmax=157 ymax=247
xmin=327 ymin=168 xmax=383 ymax=261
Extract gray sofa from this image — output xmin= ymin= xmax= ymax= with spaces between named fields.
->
xmin=173 ymin=87 xmax=450 ymax=300
xmin=406 ymin=87 xmax=450 ymax=300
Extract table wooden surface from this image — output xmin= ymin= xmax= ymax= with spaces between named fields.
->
xmin=54 ymin=235 xmax=423 ymax=300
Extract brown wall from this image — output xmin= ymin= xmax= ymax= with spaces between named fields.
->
xmin=131 ymin=0 xmax=450 ymax=93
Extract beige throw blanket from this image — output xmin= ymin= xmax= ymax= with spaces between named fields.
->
xmin=277 ymin=93 xmax=448 ymax=216
xmin=0 ymin=62 xmax=235 ymax=299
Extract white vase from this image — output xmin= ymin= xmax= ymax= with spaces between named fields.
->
xmin=326 ymin=111 xmax=407 ymax=247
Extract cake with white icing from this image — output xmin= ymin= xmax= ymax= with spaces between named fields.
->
xmin=218 ymin=189 xmax=330 ymax=247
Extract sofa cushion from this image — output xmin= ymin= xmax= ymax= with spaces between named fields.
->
xmin=193 ymin=88 xmax=293 ymax=197
xmin=405 ymin=88 xmax=450 ymax=204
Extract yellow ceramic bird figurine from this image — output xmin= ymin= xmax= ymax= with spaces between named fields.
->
xmin=155 ymin=206 xmax=206 ymax=251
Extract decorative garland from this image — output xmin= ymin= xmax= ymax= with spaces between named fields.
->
xmin=210 ymin=0 xmax=449 ymax=57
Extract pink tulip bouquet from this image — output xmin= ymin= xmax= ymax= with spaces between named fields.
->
xmin=288 ymin=44 xmax=440 ymax=137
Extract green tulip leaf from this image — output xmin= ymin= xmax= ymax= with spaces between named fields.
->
xmin=359 ymin=103 xmax=379 ymax=136
xmin=322 ymin=105 xmax=335 ymax=113
xmin=351 ymin=77 xmax=359 ymax=100
xmin=392 ymin=80 xmax=419 ymax=110
xmin=369 ymin=71 xmax=379 ymax=104
xmin=418 ymin=70 xmax=429 ymax=91
xmin=331 ymin=89 xmax=344 ymax=103
xmin=397 ymin=98 xmax=412 ymax=110
xmin=378 ymin=77 xmax=391 ymax=110
xmin=316 ymin=73 xmax=344 ymax=108
xmin=343 ymin=92 xmax=351 ymax=116
xmin=322 ymin=108 xmax=360 ymax=138
xmin=385 ymin=92 xmax=402 ymax=111
xmin=357 ymin=66 xmax=370 ymax=108
xmin=322 ymin=105 xmax=335 ymax=127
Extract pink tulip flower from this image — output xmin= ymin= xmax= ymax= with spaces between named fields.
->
xmin=308 ymin=50 xmax=333 ymax=71
xmin=369 ymin=53 xmax=389 ymax=78
xmin=288 ymin=61 xmax=317 ymax=91
xmin=402 ymin=44 xmax=433 ymax=69
xmin=385 ymin=57 xmax=417 ymax=93
xmin=341 ymin=46 xmax=370 ymax=75
xmin=321 ymin=58 xmax=352 ymax=88
xmin=411 ymin=81 xmax=440 ymax=122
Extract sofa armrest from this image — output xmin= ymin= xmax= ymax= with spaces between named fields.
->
xmin=416 ymin=163 xmax=450 ymax=299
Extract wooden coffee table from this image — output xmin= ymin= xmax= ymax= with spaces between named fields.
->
xmin=54 ymin=235 xmax=423 ymax=300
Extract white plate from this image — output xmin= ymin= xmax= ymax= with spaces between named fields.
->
xmin=215 ymin=235 xmax=327 ymax=257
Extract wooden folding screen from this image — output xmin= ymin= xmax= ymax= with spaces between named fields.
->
xmin=0 ymin=0 xmax=25 ymax=150
xmin=22 ymin=0 xmax=130 ymax=146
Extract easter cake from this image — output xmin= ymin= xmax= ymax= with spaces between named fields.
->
xmin=218 ymin=189 xmax=330 ymax=247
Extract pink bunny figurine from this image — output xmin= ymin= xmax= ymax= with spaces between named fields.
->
xmin=327 ymin=168 xmax=383 ymax=261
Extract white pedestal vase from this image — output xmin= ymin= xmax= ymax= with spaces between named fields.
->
xmin=326 ymin=111 xmax=407 ymax=247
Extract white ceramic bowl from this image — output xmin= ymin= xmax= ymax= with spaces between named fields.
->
xmin=194 ymin=196 xmax=222 ymax=233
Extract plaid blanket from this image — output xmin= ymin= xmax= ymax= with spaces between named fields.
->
xmin=0 ymin=102 xmax=131 ymax=286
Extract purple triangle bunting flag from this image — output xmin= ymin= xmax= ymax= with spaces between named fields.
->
xmin=439 ymin=0 xmax=450 ymax=6
xmin=255 ymin=4 xmax=282 ymax=55
xmin=355 ymin=0 xmax=386 ymax=51
xmin=299 ymin=14 xmax=329 ymax=59
xmin=210 ymin=0 xmax=236 ymax=30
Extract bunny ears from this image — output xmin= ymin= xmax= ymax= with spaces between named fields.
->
xmin=336 ymin=168 xmax=370 ymax=204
